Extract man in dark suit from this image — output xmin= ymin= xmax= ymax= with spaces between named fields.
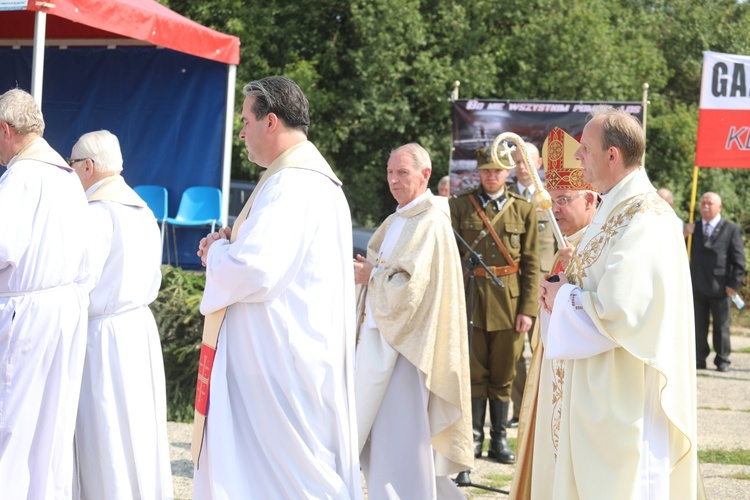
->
xmin=687 ymin=192 xmax=745 ymax=372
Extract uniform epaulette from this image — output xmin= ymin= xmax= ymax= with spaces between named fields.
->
xmin=452 ymin=188 xmax=478 ymax=199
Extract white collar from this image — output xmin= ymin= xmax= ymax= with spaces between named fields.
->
xmin=85 ymin=177 xmax=108 ymax=198
xmin=517 ymin=182 xmax=535 ymax=196
xmin=487 ymin=188 xmax=505 ymax=200
xmin=704 ymin=214 xmax=722 ymax=228
xmin=396 ymin=190 xmax=430 ymax=214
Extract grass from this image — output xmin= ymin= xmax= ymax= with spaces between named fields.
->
xmin=726 ymin=473 xmax=750 ymax=480
xmin=698 ymin=448 xmax=750 ymax=465
xmin=466 ymin=474 xmax=513 ymax=498
xmin=730 ymin=309 xmax=750 ymax=332
xmin=482 ymin=473 xmax=513 ymax=488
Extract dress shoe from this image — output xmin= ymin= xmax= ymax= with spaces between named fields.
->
xmin=716 ymin=363 xmax=730 ymax=372
xmin=508 ymin=417 xmax=519 ymax=429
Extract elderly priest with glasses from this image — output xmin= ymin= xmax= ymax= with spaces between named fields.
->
xmin=68 ymin=130 xmax=173 ymax=500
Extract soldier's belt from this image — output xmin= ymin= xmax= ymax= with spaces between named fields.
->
xmin=475 ymin=263 xmax=519 ymax=278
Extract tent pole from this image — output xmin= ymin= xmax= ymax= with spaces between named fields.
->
xmin=220 ymin=64 xmax=237 ymax=228
xmin=31 ymin=12 xmax=47 ymax=108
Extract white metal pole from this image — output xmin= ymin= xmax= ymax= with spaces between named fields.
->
xmin=220 ymin=64 xmax=237 ymax=227
xmin=31 ymin=12 xmax=47 ymax=109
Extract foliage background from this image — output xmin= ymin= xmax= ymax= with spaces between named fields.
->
xmin=151 ymin=0 xmax=750 ymax=420
xmin=160 ymin=0 xmax=750 ymax=230
xmin=151 ymin=266 xmax=205 ymax=421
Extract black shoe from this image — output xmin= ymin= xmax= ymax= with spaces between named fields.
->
xmin=508 ymin=417 xmax=519 ymax=428
xmin=716 ymin=363 xmax=729 ymax=372
xmin=696 ymin=361 xmax=706 ymax=370
xmin=454 ymin=471 xmax=471 ymax=486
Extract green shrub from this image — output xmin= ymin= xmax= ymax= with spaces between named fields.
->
xmin=152 ymin=265 xmax=205 ymax=422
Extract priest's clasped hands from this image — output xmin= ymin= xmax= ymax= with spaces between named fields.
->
xmin=197 ymin=227 xmax=232 ymax=267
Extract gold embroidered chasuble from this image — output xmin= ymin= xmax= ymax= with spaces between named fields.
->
xmin=524 ymin=168 xmax=703 ymax=498
xmin=510 ymin=226 xmax=587 ymax=500
xmin=361 ymin=192 xmax=474 ymax=474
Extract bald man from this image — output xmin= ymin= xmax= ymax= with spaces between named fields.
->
xmin=686 ymin=192 xmax=745 ymax=372
xmin=438 ymin=175 xmax=451 ymax=197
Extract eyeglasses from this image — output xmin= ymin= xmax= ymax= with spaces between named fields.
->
xmin=66 ymin=157 xmax=91 ymax=167
xmin=552 ymin=193 xmax=586 ymax=207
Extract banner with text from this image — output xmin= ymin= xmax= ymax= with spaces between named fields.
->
xmin=450 ymin=99 xmax=643 ymax=193
xmin=696 ymin=51 xmax=750 ymax=169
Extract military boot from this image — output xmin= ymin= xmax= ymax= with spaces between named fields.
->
xmin=487 ymin=400 xmax=515 ymax=464
xmin=472 ymin=399 xmax=487 ymax=458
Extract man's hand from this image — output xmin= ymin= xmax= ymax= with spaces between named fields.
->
xmin=726 ymin=286 xmax=738 ymax=296
xmin=197 ymin=227 xmax=231 ymax=267
xmin=515 ymin=313 xmax=533 ymax=333
xmin=353 ymin=254 xmax=374 ymax=285
xmin=539 ymin=272 xmax=569 ymax=313
xmin=684 ymin=221 xmax=695 ymax=237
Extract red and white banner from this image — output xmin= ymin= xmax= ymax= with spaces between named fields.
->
xmin=695 ymin=51 xmax=750 ymax=168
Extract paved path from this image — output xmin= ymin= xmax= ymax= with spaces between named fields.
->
xmin=167 ymin=335 xmax=750 ymax=499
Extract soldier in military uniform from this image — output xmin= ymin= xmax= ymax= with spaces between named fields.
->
xmin=449 ymin=146 xmax=540 ymax=467
xmin=505 ymin=142 xmax=556 ymax=427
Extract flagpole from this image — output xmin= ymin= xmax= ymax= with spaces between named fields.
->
xmin=641 ymin=82 xmax=649 ymax=168
xmin=448 ymin=81 xmax=460 ymax=195
xmin=687 ymin=165 xmax=700 ymax=258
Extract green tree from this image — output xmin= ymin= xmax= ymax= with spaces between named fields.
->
xmin=160 ymin=0 xmax=750 ymax=226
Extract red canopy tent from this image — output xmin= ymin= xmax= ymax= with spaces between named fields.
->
xmin=0 ymin=0 xmax=240 ymax=266
xmin=1 ymin=0 xmax=239 ymax=65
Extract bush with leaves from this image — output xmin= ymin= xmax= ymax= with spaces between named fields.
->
xmin=151 ymin=265 xmax=205 ymax=422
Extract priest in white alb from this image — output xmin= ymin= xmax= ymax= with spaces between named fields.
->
xmin=537 ymin=108 xmax=704 ymax=498
xmin=354 ymin=143 xmax=473 ymax=499
xmin=192 ymin=77 xmax=361 ymax=499
xmin=0 ymin=88 xmax=91 ymax=498
xmin=69 ymin=130 xmax=173 ymax=499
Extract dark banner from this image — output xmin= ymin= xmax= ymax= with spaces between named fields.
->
xmin=450 ymin=99 xmax=643 ymax=193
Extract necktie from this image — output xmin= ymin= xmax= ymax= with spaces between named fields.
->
xmin=522 ymin=187 xmax=531 ymax=200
